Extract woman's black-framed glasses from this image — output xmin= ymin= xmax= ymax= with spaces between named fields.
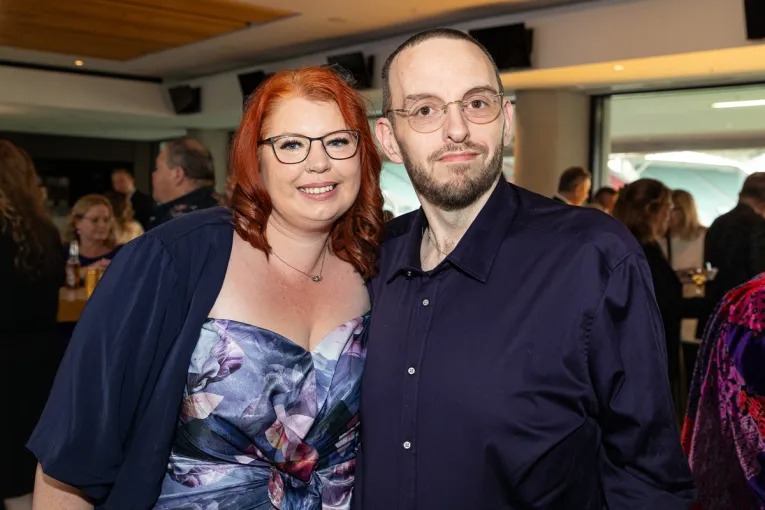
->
xmin=386 ymin=91 xmax=504 ymax=133
xmin=258 ymin=129 xmax=361 ymax=164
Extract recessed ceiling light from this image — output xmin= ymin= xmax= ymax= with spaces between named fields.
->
xmin=613 ymin=64 xmax=624 ymax=71
xmin=74 ymin=60 xmax=84 ymax=67
xmin=711 ymin=99 xmax=765 ymax=109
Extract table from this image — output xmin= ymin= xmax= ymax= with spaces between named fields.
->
xmin=57 ymin=287 xmax=88 ymax=323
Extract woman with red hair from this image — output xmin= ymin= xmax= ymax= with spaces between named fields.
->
xmin=29 ymin=67 xmax=383 ymax=509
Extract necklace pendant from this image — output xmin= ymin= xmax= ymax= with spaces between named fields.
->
xmin=311 ymin=275 xmax=322 ymax=282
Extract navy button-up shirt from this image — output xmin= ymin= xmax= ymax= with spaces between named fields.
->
xmin=355 ymin=180 xmax=695 ymax=510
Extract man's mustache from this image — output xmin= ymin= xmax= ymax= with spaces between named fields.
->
xmin=428 ymin=142 xmax=487 ymax=163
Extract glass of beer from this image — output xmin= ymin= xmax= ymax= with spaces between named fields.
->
xmin=85 ymin=267 xmax=104 ymax=298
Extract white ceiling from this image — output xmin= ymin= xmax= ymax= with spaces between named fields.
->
xmin=0 ymin=0 xmax=591 ymax=80
xmin=610 ymin=84 xmax=765 ymax=151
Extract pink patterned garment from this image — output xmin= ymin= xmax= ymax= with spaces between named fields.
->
xmin=682 ymin=273 xmax=765 ymax=509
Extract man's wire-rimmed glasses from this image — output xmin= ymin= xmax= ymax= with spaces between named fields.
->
xmin=386 ymin=91 xmax=504 ymax=133
xmin=258 ymin=129 xmax=360 ymax=164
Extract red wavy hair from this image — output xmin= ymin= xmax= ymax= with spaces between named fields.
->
xmin=230 ymin=67 xmax=383 ymax=279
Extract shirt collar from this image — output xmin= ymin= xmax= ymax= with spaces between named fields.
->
xmin=159 ymin=186 xmax=213 ymax=209
xmin=386 ymin=179 xmax=519 ymax=284
xmin=554 ymin=193 xmax=572 ymax=205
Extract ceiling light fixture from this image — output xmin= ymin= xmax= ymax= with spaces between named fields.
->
xmin=711 ymin=99 xmax=765 ymax=109
xmin=74 ymin=60 xmax=84 ymax=67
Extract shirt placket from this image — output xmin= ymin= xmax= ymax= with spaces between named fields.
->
xmin=399 ymin=269 xmax=441 ymax=510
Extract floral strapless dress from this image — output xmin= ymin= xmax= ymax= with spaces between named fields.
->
xmin=154 ymin=315 xmax=368 ymax=509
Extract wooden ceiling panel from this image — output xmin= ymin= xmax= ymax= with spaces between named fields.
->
xmin=0 ymin=25 xmax=167 ymax=61
xmin=0 ymin=0 xmax=294 ymax=61
xmin=119 ymin=0 xmax=290 ymax=24
xmin=4 ymin=6 xmax=237 ymax=47
xmin=5 ymin=0 xmax=244 ymax=38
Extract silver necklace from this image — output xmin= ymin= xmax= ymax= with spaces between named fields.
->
xmin=426 ymin=228 xmax=451 ymax=258
xmin=271 ymin=240 xmax=328 ymax=283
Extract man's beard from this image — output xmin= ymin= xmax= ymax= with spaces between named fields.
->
xmin=401 ymin=141 xmax=504 ymax=212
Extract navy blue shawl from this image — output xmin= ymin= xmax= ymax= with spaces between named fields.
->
xmin=28 ymin=207 xmax=234 ymax=509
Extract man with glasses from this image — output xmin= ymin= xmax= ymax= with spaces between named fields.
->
xmin=354 ymin=28 xmax=695 ymax=509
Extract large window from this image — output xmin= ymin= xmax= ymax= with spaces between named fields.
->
xmin=608 ymin=150 xmax=759 ymax=225
xmin=605 ymin=85 xmax=765 ymax=227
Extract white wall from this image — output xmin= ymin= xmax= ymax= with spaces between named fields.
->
xmin=2 ymin=66 xmax=171 ymax=114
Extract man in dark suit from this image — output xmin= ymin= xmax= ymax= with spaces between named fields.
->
xmin=553 ymin=166 xmax=591 ymax=205
xmin=705 ymin=172 xmax=765 ymax=306
xmin=148 ymin=137 xmax=222 ymax=229
xmin=111 ymin=168 xmax=155 ymax=231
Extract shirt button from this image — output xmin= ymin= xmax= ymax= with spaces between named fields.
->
xmin=422 ymin=298 xmax=430 ymax=306
xmin=407 ymin=367 xmax=416 ymax=375
xmin=406 ymin=270 xmax=412 ymax=277
xmin=403 ymin=441 xmax=412 ymax=450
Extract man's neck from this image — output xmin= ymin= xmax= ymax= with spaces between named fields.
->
xmin=557 ymin=192 xmax=574 ymax=205
xmin=162 ymin=182 xmax=204 ymax=205
xmin=420 ymin=176 xmax=500 ymax=254
xmin=739 ymin=196 xmax=763 ymax=214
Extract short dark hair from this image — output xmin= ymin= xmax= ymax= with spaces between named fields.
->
xmin=593 ymin=186 xmax=617 ymax=202
xmin=740 ymin=172 xmax=765 ymax=202
xmin=381 ymin=28 xmax=503 ymax=116
xmin=558 ymin=166 xmax=591 ymax=193
xmin=111 ymin=167 xmax=134 ymax=177
xmin=162 ymin=137 xmax=215 ymax=183
xmin=104 ymin=190 xmax=134 ymax=227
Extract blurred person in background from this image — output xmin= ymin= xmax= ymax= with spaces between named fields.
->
xmin=224 ymin=170 xmax=236 ymax=205
xmin=29 ymin=67 xmax=383 ymax=509
xmin=553 ymin=166 xmax=591 ymax=206
xmin=661 ymin=189 xmax=707 ymax=273
xmin=661 ymin=189 xmax=707 ymax=271
xmin=613 ymin=179 xmax=709 ymax=408
xmin=589 ymin=186 xmax=618 ymax=214
xmin=64 ymin=194 xmax=121 ymax=273
xmin=148 ymin=137 xmax=222 ymax=229
xmin=0 ymin=140 xmax=64 ymax=510
xmin=659 ymin=189 xmax=711 ymax=338
xmin=110 ymin=168 xmax=153 ymax=231
xmin=682 ymin=271 xmax=765 ymax=510
xmin=705 ymin=172 xmax=765 ymax=308
xmin=104 ymin=191 xmax=143 ymax=244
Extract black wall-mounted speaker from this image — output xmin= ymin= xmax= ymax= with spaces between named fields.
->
xmin=238 ymin=70 xmax=272 ymax=100
xmin=168 ymin=85 xmax=201 ymax=114
xmin=468 ymin=23 xmax=534 ymax=71
xmin=745 ymin=0 xmax=765 ymax=39
xmin=326 ymin=51 xmax=372 ymax=89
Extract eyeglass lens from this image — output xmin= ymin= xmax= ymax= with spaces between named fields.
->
xmin=403 ymin=92 xmax=502 ymax=132
xmin=271 ymin=131 xmax=359 ymax=164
